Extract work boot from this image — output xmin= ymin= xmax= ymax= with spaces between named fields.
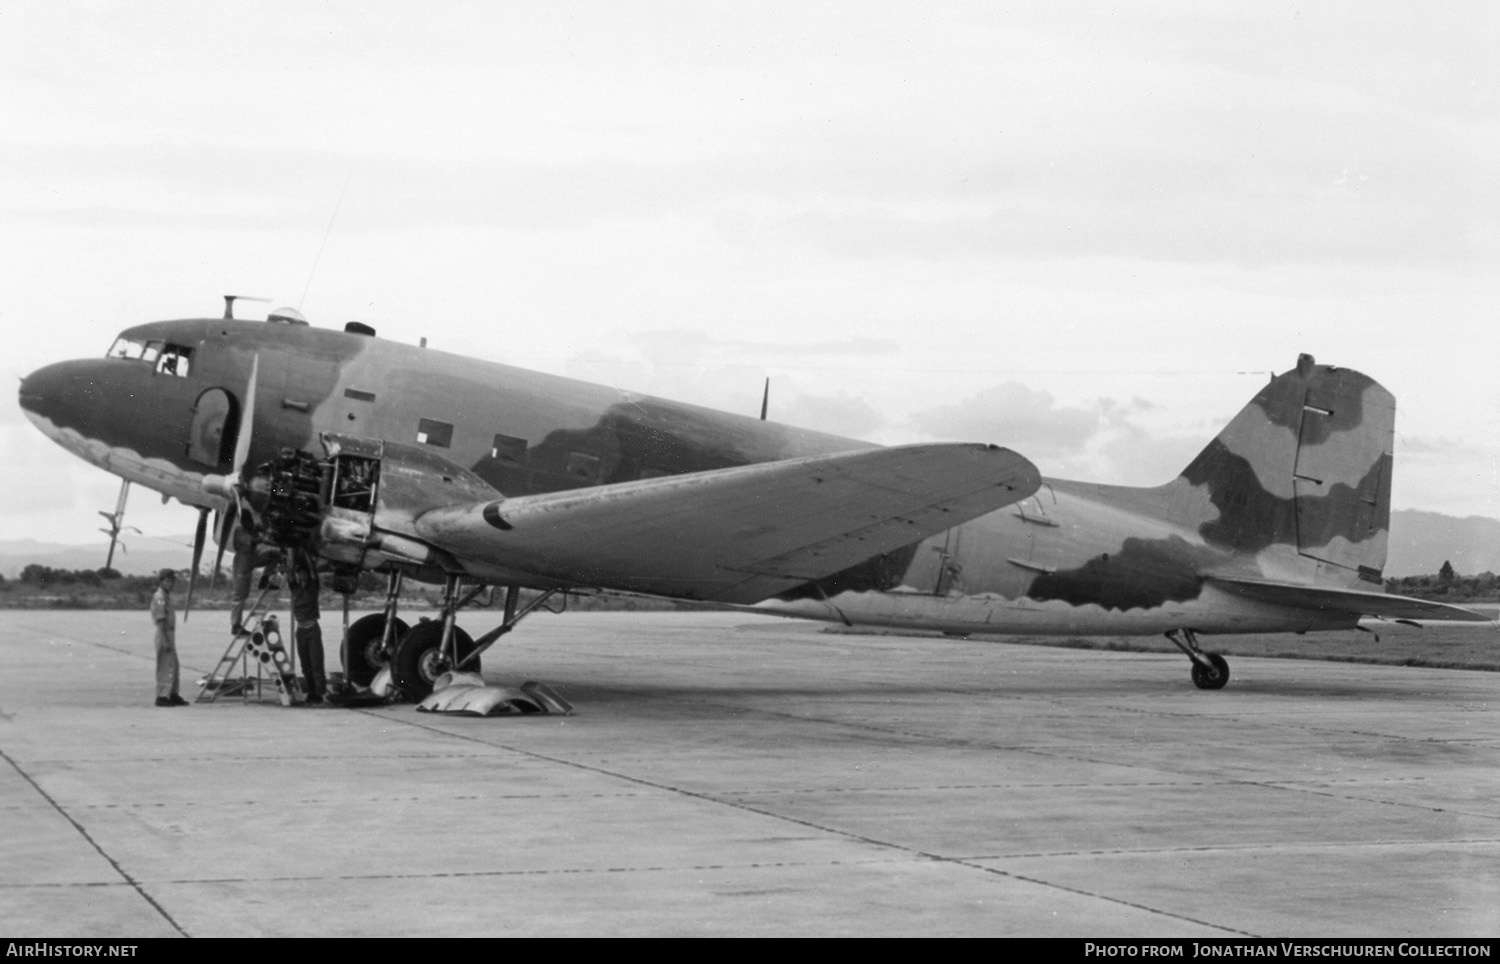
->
xmin=168 ymin=694 xmax=190 ymax=706
xmin=155 ymin=697 xmax=173 ymax=707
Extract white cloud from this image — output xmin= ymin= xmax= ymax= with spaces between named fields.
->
xmin=909 ymin=383 xmax=1102 ymax=456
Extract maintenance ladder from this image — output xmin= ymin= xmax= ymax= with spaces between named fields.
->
xmin=196 ymin=582 xmax=300 ymax=706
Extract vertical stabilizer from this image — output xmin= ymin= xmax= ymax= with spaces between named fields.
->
xmin=1176 ymin=355 xmax=1393 ymax=584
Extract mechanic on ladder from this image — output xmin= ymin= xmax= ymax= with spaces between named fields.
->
xmin=229 ymin=523 xmax=281 ymax=637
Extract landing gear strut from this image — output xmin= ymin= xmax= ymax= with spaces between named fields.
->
xmin=381 ymin=573 xmax=566 ymax=702
xmin=1165 ymin=628 xmax=1230 ymax=690
xmin=341 ymin=570 xmax=410 ymax=687
xmin=391 ymin=619 xmax=477 ymax=700
xmin=390 ymin=573 xmax=483 ymax=701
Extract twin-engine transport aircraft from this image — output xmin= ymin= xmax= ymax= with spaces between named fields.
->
xmin=18 ymin=301 xmax=1487 ymax=700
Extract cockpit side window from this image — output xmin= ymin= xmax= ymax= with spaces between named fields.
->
xmin=155 ymin=344 xmax=193 ymax=377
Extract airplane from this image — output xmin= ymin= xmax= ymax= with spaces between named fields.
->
xmin=18 ymin=298 xmax=1489 ymax=703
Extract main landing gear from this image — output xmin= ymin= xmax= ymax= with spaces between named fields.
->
xmin=342 ymin=569 xmax=566 ymax=704
xmin=1165 ymin=628 xmax=1230 ymax=690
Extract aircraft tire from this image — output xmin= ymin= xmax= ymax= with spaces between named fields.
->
xmin=1190 ymin=653 xmax=1230 ymax=690
xmin=342 ymin=614 xmax=409 ymax=687
xmin=391 ymin=621 xmax=479 ymax=702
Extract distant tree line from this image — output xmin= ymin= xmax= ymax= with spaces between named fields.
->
xmin=23 ymin=564 xmax=117 ymax=586
xmin=12 ymin=565 xmax=162 ymax=592
xmin=1386 ymin=561 xmax=1499 ymax=602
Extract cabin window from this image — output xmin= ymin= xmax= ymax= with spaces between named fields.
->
xmin=491 ymin=434 xmax=527 ymax=463
xmin=565 ymin=451 xmax=601 ymax=480
xmin=416 ymin=418 xmax=453 ymax=448
xmin=155 ymin=344 xmax=193 ymax=377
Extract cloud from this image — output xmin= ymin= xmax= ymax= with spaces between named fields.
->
xmin=906 ymin=382 xmax=1234 ymax=484
xmin=1397 ymin=434 xmax=1476 ymax=456
xmin=909 ymin=382 xmax=1102 ymax=457
xmin=776 ymin=391 xmax=887 ymax=439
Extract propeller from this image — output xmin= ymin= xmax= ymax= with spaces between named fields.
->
xmin=200 ymin=354 xmax=260 ymax=609
xmin=183 ymin=507 xmax=209 ymax=620
xmin=202 ymin=354 xmax=259 ymax=509
xmin=209 ymin=506 xmax=236 ymax=593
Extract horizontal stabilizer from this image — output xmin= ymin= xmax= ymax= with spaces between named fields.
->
xmin=1207 ymin=576 xmax=1492 ymax=623
xmin=416 ymin=443 xmax=1040 ymax=604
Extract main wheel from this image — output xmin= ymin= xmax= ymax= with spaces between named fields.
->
xmin=391 ymin=620 xmax=479 ymax=701
xmin=341 ymin=614 xmax=409 ymax=687
xmin=1190 ymin=652 xmax=1230 ymax=690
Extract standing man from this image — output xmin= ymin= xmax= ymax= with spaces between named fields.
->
xmin=150 ymin=569 xmax=188 ymax=707
xmin=289 ymin=551 xmax=326 ymax=705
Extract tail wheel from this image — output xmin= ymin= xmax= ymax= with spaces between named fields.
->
xmin=341 ymin=614 xmax=408 ymax=687
xmin=391 ymin=621 xmax=479 ymax=702
xmin=1191 ymin=653 xmax=1230 ymax=690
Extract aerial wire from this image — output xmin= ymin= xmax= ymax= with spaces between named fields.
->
xmin=300 ymin=170 xmax=353 ymax=310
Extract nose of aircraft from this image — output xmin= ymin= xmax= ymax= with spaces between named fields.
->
xmin=18 ymin=358 xmax=109 ymax=433
xmin=19 ymin=361 xmax=61 ymax=419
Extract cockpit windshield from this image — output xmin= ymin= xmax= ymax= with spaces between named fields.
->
xmin=107 ymin=336 xmax=157 ymax=361
xmin=106 ymin=336 xmax=191 ymax=375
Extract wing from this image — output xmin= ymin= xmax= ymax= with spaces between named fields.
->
xmin=1207 ymin=576 xmax=1493 ymax=623
xmin=416 ymin=443 xmax=1040 ymax=604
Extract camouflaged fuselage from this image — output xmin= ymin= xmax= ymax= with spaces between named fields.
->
xmin=21 ymin=320 xmax=1394 ymax=636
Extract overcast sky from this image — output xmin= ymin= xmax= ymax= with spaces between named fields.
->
xmin=2 ymin=1 xmax=1496 ymax=555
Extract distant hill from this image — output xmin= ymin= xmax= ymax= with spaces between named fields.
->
xmin=1387 ymin=510 xmax=1500 ymax=577
xmin=0 ymin=537 xmax=195 ymax=580
xmin=2 ymin=509 xmax=1495 ymax=581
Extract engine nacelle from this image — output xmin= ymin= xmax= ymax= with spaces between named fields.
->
xmin=243 ymin=433 xmax=502 ymax=577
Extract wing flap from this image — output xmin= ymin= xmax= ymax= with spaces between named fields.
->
xmin=416 ymin=443 xmax=1039 ymax=603
xmin=1207 ymin=576 xmax=1492 ymax=623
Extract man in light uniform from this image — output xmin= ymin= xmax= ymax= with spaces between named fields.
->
xmin=150 ymin=569 xmax=188 ymax=707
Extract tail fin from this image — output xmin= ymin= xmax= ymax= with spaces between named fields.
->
xmin=1176 ymin=354 xmax=1393 ymax=584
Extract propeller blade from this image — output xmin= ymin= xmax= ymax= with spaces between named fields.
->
xmin=232 ymin=354 xmax=258 ymax=474
xmin=209 ymin=508 xmax=231 ymax=592
xmin=202 ymin=353 xmax=260 ymax=503
xmin=184 ymin=507 xmax=208 ymax=621
xmin=216 ymin=498 xmax=241 ymax=574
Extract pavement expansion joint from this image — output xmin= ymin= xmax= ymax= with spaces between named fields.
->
xmin=945 ymin=859 xmax=1256 ymax=937
xmin=148 ymin=855 xmax=925 ymax=887
xmin=372 ymin=709 xmax=1278 ymax=937
xmin=1260 ymin=779 xmax=1500 ymax=818
xmin=964 ymin=836 xmax=1500 ymax=861
xmin=62 ymin=789 xmax=654 ymax=810
xmin=718 ymin=778 xmax=1228 ymax=796
xmin=0 ymin=745 xmax=189 ymax=937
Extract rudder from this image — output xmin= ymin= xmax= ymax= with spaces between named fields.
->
xmin=1176 ymin=354 xmax=1393 ymax=584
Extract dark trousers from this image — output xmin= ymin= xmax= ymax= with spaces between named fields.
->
xmin=296 ymin=620 xmax=325 ymax=698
